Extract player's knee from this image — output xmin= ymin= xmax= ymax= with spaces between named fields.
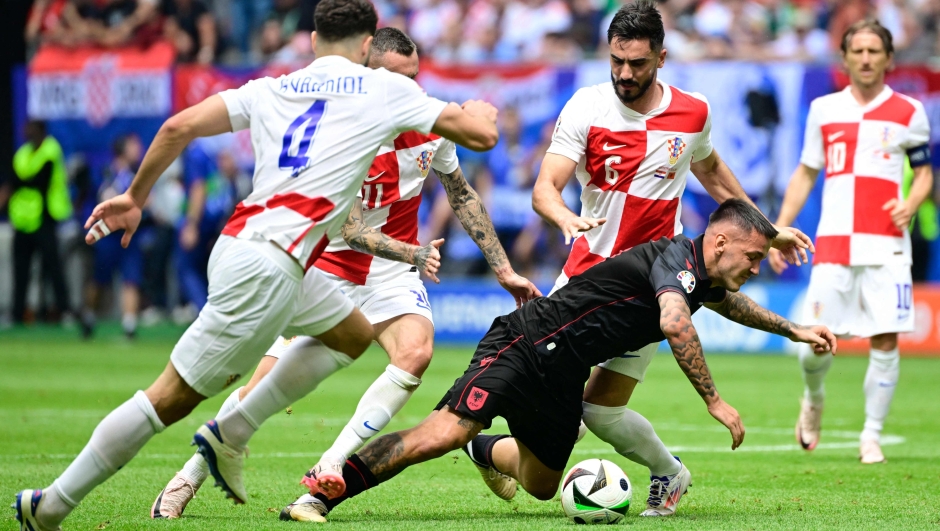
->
xmin=524 ymin=480 xmax=560 ymax=501
xmin=390 ymin=337 xmax=433 ymax=376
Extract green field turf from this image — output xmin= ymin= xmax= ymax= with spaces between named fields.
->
xmin=2 ymin=328 xmax=939 ymax=530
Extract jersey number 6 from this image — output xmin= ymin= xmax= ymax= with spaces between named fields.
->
xmin=605 ymin=155 xmax=622 ymax=185
xmin=279 ymin=100 xmax=327 ymax=177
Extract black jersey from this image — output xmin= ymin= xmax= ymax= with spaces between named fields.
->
xmin=511 ymin=234 xmax=727 ymax=369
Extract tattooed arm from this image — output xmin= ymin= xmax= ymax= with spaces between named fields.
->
xmin=659 ymin=291 xmax=745 ymax=449
xmin=341 ymin=200 xmax=445 ymax=283
xmin=706 ymin=291 xmax=837 ymax=353
xmin=437 ymin=166 xmax=540 ymax=306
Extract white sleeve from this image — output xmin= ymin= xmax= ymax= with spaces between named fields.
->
xmin=799 ymin=100 xmax=825 ymax=171
xmin=385 ymin=73 xmax=449 ymax=135
xmin=431 ymin=139 xmax=459 ymax=174
xmin=546 ymin=88 xmax=592 ymax=163
xmin=902 ymin=100 xmax=930 ymax=149
xmin=218 ymin=78 xmax=266 ymax=132
xmin=691 ymin=101 xmax=714 ymax=161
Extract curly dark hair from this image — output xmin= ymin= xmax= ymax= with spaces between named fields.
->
xmin=607 ymin=0 xmax=664 ymax=49
xmin=314 ymin=0 xmax=378 ymax=43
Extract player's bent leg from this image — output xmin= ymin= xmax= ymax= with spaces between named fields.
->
xmin=152 ymin=355 xmax=279 ymax=518
xmin=313 ymin=314 xmax=432 ymax=498
xmin=463 ymin=434 xmax=517 ymax=500
xmin=860 ymin=333 xmax=899 ymax=464
xmin=489 ymin=437 xmax=561 ymax=501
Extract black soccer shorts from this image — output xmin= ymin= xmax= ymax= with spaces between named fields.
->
xmin=435 ymin=315 xmax=586 ymax=471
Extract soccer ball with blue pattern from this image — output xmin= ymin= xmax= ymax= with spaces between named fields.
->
xmin=560 ymin=459 xmax=631 ymax=524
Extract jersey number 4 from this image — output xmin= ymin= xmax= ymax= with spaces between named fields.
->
xmin=279 ymin=100 xmax=327 ymax=177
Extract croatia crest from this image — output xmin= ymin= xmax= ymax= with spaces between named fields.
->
xmin=416 ymin=150 xmax=434 ymax=178
xmin=666 ymin=136 xmax=686 ymax=165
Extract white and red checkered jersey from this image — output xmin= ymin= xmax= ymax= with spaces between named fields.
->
xmin=547 ymin=80 xmax=714 ymax=278
xmin=314 ymin=133 xmax=459 ymax=285
xmin=217 ymin=55 xmax=448 ymax=271
xmin=800 ymin=86 xmax=930 ymax=266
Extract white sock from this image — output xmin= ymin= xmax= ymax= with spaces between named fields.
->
xmin=218 ymin=337 xmax=353 ymax=449
xmin=41 ymin=391 xmax=165 ymax=528
xmin=121 ymin=313 xmax=137 ymax=335
xmin=861 ymin=347 xmax=900 ymax=443
xmin=180 ymin=387 xmax=243 ymax=486
xmin=321 ymin=364 xmax=421 ymax=464
xmin=798 ymin=343 xmax=832 ymax=405
xmin=582 ymin=402 xmax=680 ymax=478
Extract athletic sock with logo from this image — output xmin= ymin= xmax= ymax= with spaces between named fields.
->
xmin=582 ymin=402 xmax=680 ymax=477
xmin=463 ymin=434 xmax=509 ymax=470
xmin=218 ymin=338 xmax=353 ymax=449
xmin=321 ymin=365 xmax=421 ymax=465
xmin=861 ymin=347 xmax=899 ymax=443
xmin=312 ymin=454 xmax=378 ymax=511
xmin=798 ymin=343 xmax=832 ymax=405
xmin=180 ymin=387 xmax=243 ymax=486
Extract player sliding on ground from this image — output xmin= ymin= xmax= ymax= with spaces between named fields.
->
xmin=768 ymin=19 xmax=934 ymax=464
xmin=149 ymin=27 xmax=539 ymax=520
xmin=533 ymin=0 xmax=816 ymax=517
xmin=12 ymin=1 xmax=507 ymax=529
xmin=293 ymin=199 xmax=838 ymax=523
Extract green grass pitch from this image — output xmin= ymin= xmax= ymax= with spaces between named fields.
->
xmin=2 ymin=328 xmax=939 ymax=530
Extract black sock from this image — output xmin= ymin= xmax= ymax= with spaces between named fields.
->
xmin=463 ymin=434 xmax=509 ymax=470
xmin=313 ymin=454 xmax=379 ymax=511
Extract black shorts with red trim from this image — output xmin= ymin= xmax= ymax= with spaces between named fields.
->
xmin=435 ymin=315 xmax=588 ymax=471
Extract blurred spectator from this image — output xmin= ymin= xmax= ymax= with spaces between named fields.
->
xmin=162 ymin=0 xmax=218 ymax=63
xmin=1 ymin=121 xmax=74 ymax=324
xmin=770 ymin=7 xmax=831 ymax=60
xmin=24 ymin=0 xmax=101 ymax=51
xmin=227 ymin=0 xmax=273 ymax=57
xmin=139 ymin=157 xmax=184 ymax=326
xmin=80 ymin=134 xmax=144 ymax=339
xmin=499 ymin=0 xmax=572 ymax=60
xmin=96 ymin=0 xmax=163 ymax=48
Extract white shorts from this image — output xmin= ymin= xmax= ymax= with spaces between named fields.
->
xmin=804 ymin=262 xmax=914 ymax=338
xmin=170 ymin=236 xmax=355 ymax=396
xmin=264 ymin=272 xmax=433 ymax=359
xmin=551 ymin=271 xmax=658 ymax=382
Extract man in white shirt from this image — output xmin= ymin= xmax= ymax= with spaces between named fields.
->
xmin=12 ymin=1 xmax=501 ymax=529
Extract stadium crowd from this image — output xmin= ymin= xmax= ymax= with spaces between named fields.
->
xmin=23 ymin=0 xmax=940 ymax=65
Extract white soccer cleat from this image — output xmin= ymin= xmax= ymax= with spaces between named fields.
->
xmin=300 ymin=459 xmax=347 ymax=499
xmin=279 ymin=493 xmax=329 ymax=523
xmin=151 ymin=472 xmax=199 ymax=519
xmin=859 ymin=440 xmax=887 ymax=464
xmin=640 ymin=458 xmax=692 ymax=517
xmin=191 ymin=420 xmax=248 ymax=504
xmin=11 ymin=489 xmax=60 ymax=531
xmin=795 ymin=398 xmax=823 ymax=451
xmin=471 ymin=461 xmax=517 ymax=501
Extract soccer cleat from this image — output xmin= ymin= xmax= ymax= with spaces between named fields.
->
xmin=192 ymin=420 xmax=248 ymax=504
xmin=640 ymin=457 xmax=692 ymax=517
xmin=471 ymin=461 xmax=517 ymax=501
xmin=300 ymin=459 xmax=347 ymax=499
xmin=859 ymin=440 xmax=887 ymax=464
xmin=795 ymin=398 xmax=823 ymax=451
xmin=12 ymin=489 xmax=61 ymax=531
xmin=279 ymin=494 xmax=329 ymax=523
xmin=151 ymin=472 xmax=199 ymax=519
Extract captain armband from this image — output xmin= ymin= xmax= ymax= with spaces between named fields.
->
xmin=906 ymin=144 xmax=931 ymax=168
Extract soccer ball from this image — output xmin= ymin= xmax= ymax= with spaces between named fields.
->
xmin=560 ymin=459 xmax=631 ymax=524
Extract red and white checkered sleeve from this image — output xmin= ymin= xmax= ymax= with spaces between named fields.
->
xmin=902 ymin=98 xmax=930 ymax=150
xmin=546 ymin=88 xmax=592 ymax=163
xmin=691 ymin=98 xmax=714 ymax=161
xmin=799 ymin=99 xmax=824 ymax=171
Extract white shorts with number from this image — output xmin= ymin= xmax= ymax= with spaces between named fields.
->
xmin=551 ymin=271 xmax=658 ymax=382
xmin=804 ymin=262 xmax=914 ymax=338
xmin=264 ymin=272 xmax=433 ymax=359
xmin=170 ymin=236 xmax=355 ymax=396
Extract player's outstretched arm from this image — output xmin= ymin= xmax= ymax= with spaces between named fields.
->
xmin=705 ymin=291 xmax=837 ymax=354
xmin=341 ymin=200 xmax=445 ymax=283
xmin=659 ymin=291 xmax=744 ymax=449
xmin=768 ymin=163 xmax=821 ymax=273
xmin=84 ymin=95 xmax=233 ymax=248
xmin=431 ymin=101 xmax=499 ymax=152
xmin=532 ymin=153 xmax=606 ymax=245
xmin=438 ymin=166 xmax=540 ymax=306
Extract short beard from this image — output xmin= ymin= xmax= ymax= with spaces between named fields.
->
xmin=611 ymin=71 xmax=655 ymax=105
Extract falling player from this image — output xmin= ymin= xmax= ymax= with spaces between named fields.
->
xmin=11 ymin=1 xmax=504 ymax=529
xmin=769 ymin=19 xmax=933 ymax=464
xmin=150 ymin=27 xmax=539 ymax=520
xmin=529 ymin=0 xmax=814 ymax=516
xmin=293 ymin=200 xmax=837 ymax=522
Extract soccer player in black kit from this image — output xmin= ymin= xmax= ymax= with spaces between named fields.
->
xmin=287 ymin=199 xmax=838 ymax=521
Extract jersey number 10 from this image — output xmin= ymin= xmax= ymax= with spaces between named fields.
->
xmin=279 ymin=100 xmax=327 ymax=177
xmin=826 ymin=142 xmax=846 ymax=175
